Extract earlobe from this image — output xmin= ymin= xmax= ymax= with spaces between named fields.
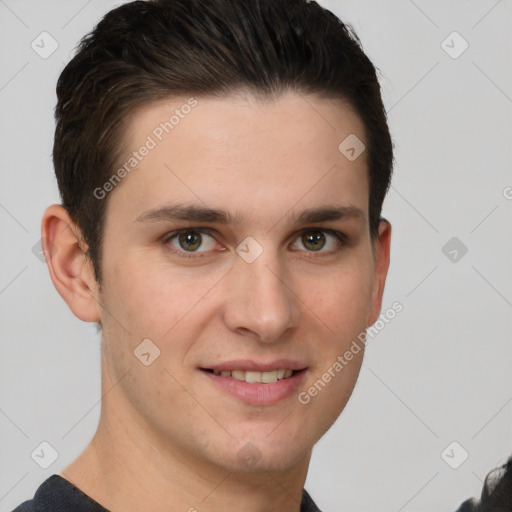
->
xmin=367 ymin=219 xmax=392 ymax=326
xmin=41 ymin=204 xmax=101 ymax=323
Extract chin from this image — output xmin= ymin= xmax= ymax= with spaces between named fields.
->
xmin=211 ymin=437 xmax=310 ymax=474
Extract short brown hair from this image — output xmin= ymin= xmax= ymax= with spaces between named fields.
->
xmin=53 ymin=0 xmax=393 ymax=284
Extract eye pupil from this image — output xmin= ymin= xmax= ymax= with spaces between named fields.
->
xmin=179 ymin=231 xmax=202 ymax=251
xmin=302 ymin=231 xmax=325 ymax=251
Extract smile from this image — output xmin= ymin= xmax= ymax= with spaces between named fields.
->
xmin=200 ymin=364 xmax=307 ymax=405
xmin=205 ymin=368 xmax=295 ymax=383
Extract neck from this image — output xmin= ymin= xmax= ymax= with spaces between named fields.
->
xmin=60 ymin=389 xmax=311 ymax=512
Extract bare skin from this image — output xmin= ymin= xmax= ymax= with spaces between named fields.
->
xmin=43 ymin=90 xmax=391 ymax=512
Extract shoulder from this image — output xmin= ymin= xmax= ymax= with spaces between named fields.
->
xmin=10 ymin=500 xmax=35 ymax=512
xmin=9 ymin=475 xmax=63 ymax=512
xmin=301 ymin=488 xmax=323 ymax=512
xmin=9 ymin=474 xmax=109 ymax=512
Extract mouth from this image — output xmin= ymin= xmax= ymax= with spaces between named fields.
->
xmin=201 ymin=368 xmax=302 ymax=384
xmin=199 ymin=363 xmax=308 ymax=405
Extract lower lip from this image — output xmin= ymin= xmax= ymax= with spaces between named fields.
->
xmin=201 ymin=369 xmax=307 ymax=405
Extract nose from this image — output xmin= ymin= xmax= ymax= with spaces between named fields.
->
xmin=222 ymin=250 xmax=301 ymax=343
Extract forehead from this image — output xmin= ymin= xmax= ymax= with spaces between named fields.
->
xmin=106 ymin=91 xmax=369 ymax=226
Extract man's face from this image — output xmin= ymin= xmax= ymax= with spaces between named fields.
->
xmin=94 ymin=91 xmax=389 ymax=473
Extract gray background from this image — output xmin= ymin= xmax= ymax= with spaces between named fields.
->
xmin=1 ymin=1 xmax=511 ymax=511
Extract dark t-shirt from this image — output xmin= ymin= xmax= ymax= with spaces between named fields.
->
xmin=10 ymin=474 xmax=322 ymax=512
xmin=11 ymin=455 xmax=512 ymax=512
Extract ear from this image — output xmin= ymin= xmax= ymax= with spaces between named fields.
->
xmin=367 ymin=219 xmax=392 ymax=326
xmin=41 ymin=204 xmax=101 ymax=323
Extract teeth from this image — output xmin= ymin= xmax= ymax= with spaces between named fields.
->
xmin=245 ymin=371 xmax=261 ymax=383
xmin=261 ymin=370 xmax=278 ymax=383
xmin=211 ymin=369 xmax=295 ymax=383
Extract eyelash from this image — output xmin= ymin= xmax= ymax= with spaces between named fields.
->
xmin=162 ymin=228 xmax=347 ymax=259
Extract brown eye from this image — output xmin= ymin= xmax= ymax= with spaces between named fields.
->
xmin=291 ymin=229 xmax=344 ymax=253
xmin=166 ymin=230 xmax=217 ymax=254
xmin=301 ymin=231 xmax=326 ymax=251
xmin=178 ymin=231 xmax=202 ymax=251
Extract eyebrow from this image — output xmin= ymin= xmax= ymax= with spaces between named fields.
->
xmin=135 ymin=203 xmax=366 ymax=226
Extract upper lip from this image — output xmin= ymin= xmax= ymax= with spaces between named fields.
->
xmin=201 ymin=359 xmax=308 ymax=372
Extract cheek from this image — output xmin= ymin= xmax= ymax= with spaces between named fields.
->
xmin=307 ymin=262 xmax=374 ymax=334
xmin=299 ymin=261 xmax=372 ymax=408
xmin=98 ymin=254 xmax=226 ymax=396
xmin=100 ymin=254 xmax=216 ymax=340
